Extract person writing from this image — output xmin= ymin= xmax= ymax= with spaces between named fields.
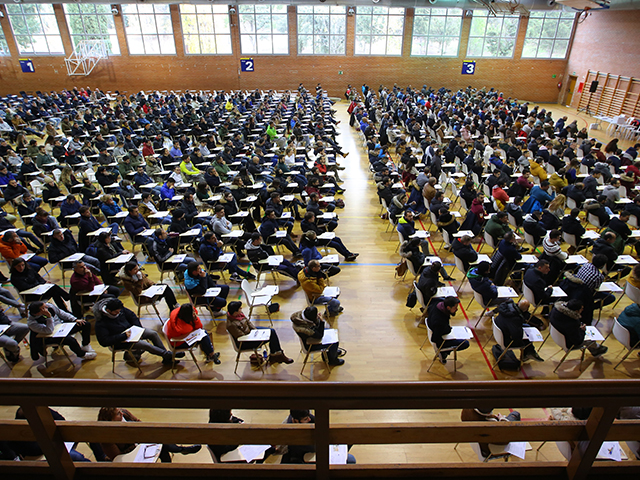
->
xmin=166 ymin=304 xmax=221 ymax=364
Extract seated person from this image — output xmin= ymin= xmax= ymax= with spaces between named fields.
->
xmin=561 ymin=208 xmax=590 ymax=253
xmin=149 ymin=228 xmax=195 ymax=272
xmin=123 ymin=206 xmax=150 ymax=243
xmin=99 ymin=194 xmax=122 ymax=220
xmin=166 ymin=304 xmax=220 ymax=364
xmin=549 ymin=299 xmax=608 ymax=357
xmin=426 ymin=296 xmax=470 ymax=364
xmin=118 ymin=261 xmax=179 ymax=311
xmin=95 ymin=231 xmax=131 ymax=286
xmin=184 ymin=262 xmax=229 ymax=316
xmin=281 ymin=409 xmax=356 ymax=464
xmin=617 ymin=302 xmax=640 ymax=349
xmin=69 ymin=261 xmax=121 ymax=317
xmin=27 ymin=301 xmax=96 ymax=362
xmin=207 ymin=409 xmax=245 ymax=461
xmin=301 ymin=211 xmax=358 ymax=261
xmin=48 ymin=228 xmax=100 ymax=272
xmin=10 ymin=258 xmax=70 ymax=312
xmin=93 ymin=297 xmax=179 ymax=366
xmin=494 ymin=299 xmax=544 ymax=362
xmin=452 ymin=235 xmax=478 ymax=272
xmin=467 ymin=261 xmax=504 ymax=307
xmin=0 ymin=231 xmax=48 ymax=272
xmin=485 ymin=212 xmax=512 ymax=244
xmin=245 ymin=232 xmax=301 ymax=279
xmin=300 ymin=231 xmax=340 ymax=277
xmin=298 ymin=260 xmax=342 ymax=315
xmin=0 ymin=306 xmax=29 ymax=364
xmin=592 ymin=231 xmax=632 ymax=279
xmin=416 ymin=261 xmax=447 ymax=307
xmin=78 ymin=205 xmax=119 ymax=252
xmin=226 ymin=301 xmax=293 ymax=365
xmin=96 ymin=407 xmax=200 ymax=462
xmin=505 ymin=197 xmax=524 ymax=226
xmin=199 ymin=232 xmax=256 ymax=282
xmin=259 ymin=209 xmax=301 ymax=257
xmin=397 ymin=210 xmax=429 ymax=254
xmin=523 ymin=211 xmax=547 ymax=247
xmin=460 ymin=407 xmax=521 ymax=458
xmin=523 ymin=260 xmax=554 ymax=311
xmin=290 ymin=306 xmax=345 ymax=366
xmin=437 ymin=207 xmax=460 ymax=241
xmin=490 ymin=232 xmax=522 ymax=286
xmin=584 ymin=195 xmax=611 ymax=227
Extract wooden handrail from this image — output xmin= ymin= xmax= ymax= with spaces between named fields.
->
xmin=1 ymin=379 xmax=640 ymax=480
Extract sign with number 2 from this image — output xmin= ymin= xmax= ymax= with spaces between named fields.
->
xmin=240 ymin=58 xmax=254 ymax=72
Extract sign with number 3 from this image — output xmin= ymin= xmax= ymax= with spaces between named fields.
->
xmin=462 ymin=61 xmax=475 ymax=75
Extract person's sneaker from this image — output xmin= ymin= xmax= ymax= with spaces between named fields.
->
xmin=345 ymin=255 xmax=357 ymax=262
xmin=337 ymin=347 xmax=347 ymax=358
xmin=245 ymin=272 xmax=257 ymax=280
xmin=438 ymin=353 xmax=447 ymax=365
xmin=213 ymin=310 xmax=227 ymax=318
xmin=329 ymin=358 xmax=345 ymax=366
xmin=294 ymin=260 xmax=305 ymax=268
xmin=6 ymin=352 xmax=21 ymax=364
xmin=81 ymin=352 xmax=97 ymax=361
xmin=592 ymin=345 xmax=608 ymax=357
xmin=211 ymin=274 xmax=221 ymax=280
xmin=229 ymin=273 xmax=242 ymax=282
xmin=82 ymin=344 xmax=95 ymax=354
xmin=162 ymin=354 xmax=179 ymax=365
xmin=175 ymin=352 xmax=186 ymax=359
xmin=205 ymin=351 xmax=221 ymax=365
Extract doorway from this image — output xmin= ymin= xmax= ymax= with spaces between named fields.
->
xmin=564 ymin=75 xmax=577 ymax=107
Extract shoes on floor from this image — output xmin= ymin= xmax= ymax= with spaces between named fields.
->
xmin=81 ymin=352 xmax=97 ymax=361
xmin=82 ymin=344 xmax=96 ymax=353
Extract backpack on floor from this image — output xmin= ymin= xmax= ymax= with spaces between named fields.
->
xmin=491 ymin=344 xmax=521 ymax=371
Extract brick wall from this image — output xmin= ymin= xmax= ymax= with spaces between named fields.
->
xmin=0 ymin=5 xmax=567 ymax=103
xmin=564 ymin=9 xmax=640 ymax=108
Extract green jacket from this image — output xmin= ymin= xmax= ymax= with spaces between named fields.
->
xmin=484 ymin=216 xmax=511 ymax=242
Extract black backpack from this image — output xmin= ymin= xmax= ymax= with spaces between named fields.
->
xmin=491 ymin=344 xmax=521 ymax=371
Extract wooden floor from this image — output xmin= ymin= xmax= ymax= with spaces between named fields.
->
xmin=0 ymin=101 xmax=638 ymax=465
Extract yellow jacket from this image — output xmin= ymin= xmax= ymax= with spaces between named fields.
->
xmin=529 ymin=158 xmax=548 ymax=181
xmin=549 ymin=172 xmax=568 ymax=191
xmin=298 ymin=268 xmax=326 ymax=302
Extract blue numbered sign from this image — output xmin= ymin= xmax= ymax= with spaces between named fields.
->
xmin=19 ymin=59 xmax=35 ymax=73
xmin=240 ymin=58 xmax=254 ymax=72
xmin=461 ymin=61 xmax=476 ymax=75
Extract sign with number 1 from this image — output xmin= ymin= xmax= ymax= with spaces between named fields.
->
xmin=240 ymin=58 xmax=254 ymax=72
xmin=461 ymin=61 xmax=475 ymax=75
xmin=19 ymin=59 xmax=35 ymax=73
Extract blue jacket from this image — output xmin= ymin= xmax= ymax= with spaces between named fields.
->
xmin=133 ymin=172 xmax=153 ymax=186
xmin=199 ymin=241 xmax=222 ymax=263
xmin=100 ymin=201 xmax=122 ymax=217
xmin=123 ymin=214 xmax=149 ymax=236
xmin=259 ymin=218 xmax=280 ymax=239
xmin=301 ymin=245 xmax=322 ymax=265
xmin=59 ymin=200 xmax=81 ymax=217
xmin=397 ymin=217 xmax=416 ymax=239
xmin=467 ymin=267 xmax=498 ymax=305
xmin=529 ymin=185 xmax=554 ymax=204
xmin=160 ymin=183 xmax=175 ymax=200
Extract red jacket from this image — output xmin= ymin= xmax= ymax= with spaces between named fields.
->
xmin=166 ymin=308 xmax=203 ymax=346
xmin=0 ymin=239 xmax=27 ymax=262
xmin=69 ymin=271 xmax=103 ymax=294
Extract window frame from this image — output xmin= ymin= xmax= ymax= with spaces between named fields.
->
xmin=179 ymin=4 xmax=233 ymax=56
xmin=466 ymin=10 xmax=521 ymax=59
xmin=5 ymin=3 xmax=65 ymax=56
xmin=521 ymin=11 xmax=576 ymax=60
xmin=354 ymin=5 xmax=405 ymax=57
xmin=0 ymin=26 xmax=10 ymax=56
xmin=63 ymin=4 xmax=120 ymax=56
xmin=237 ymin=4 xmax=289 ymax=56
xmin=121 ymin=4 xmax=176 ymax=56
xmin=410 ymin=7 xmax=463 ymax=58
xmin=297 ymin=5 xmax=347 ymax=56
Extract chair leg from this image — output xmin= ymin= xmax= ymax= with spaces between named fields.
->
xmin=190 ymin=349 xmax=201 ymax=374
xmin=234 ymin=350 xmax=241 ymax=374
xmin=153 ymin=304 xmax=163 ymax=324
xmin=112 ymin=349 xmax=116 ymax=373
xmin=553 ymin=348 xmax=574 ymax=373
xmin=614 ymin=348 xmax=634 ymax=370
xmin=420 ymin=333 xmax=429 ymax=350
xmin=300 ymin=349 xmax=311 ymax=374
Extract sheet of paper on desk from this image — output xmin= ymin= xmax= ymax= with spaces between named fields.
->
xmin=584 ymin=326 xmax=605 ymax=341
xmin=597 ymin=442 xmax=623 ymax=461
xmin=410 ymin=230 xmax=429 ymax=238
xmin=274 ymin=231 xmax=287 ymax=238
xmin=141 ymin=285 xmax=166 ymax=297
xmin=518 ymin=255 xmax=539 ymax=263
xmin=322 ymin=328 xmax=339 ymax=344
xmin=503 ymin=442 xmax=527 ymax=460
xmin=320 ymin=254 xmax=339 ymax=264
xmin=616 ymin=255 xmax=639 ymax=264
xmin=222 ymin=230 xmax=244 ymax=237
xmin=566 ymin=255 xmax=588 ymax=264
xmin=238 ymin=444 xmax=270 ymax=463
xmin=65 ymin=213 xmax=81 ymax=218
xmin=254 ymin=285 xmax=279 ymax=297
xmin=181 ymin=228 xmax=201 ymax=236
xmin=125 ymin=325 xmax=145 ymax=343
xmin=443 ymin=326 xmax=472 ymax=340
xmin=0 ymin=325 xmax=11 ymax=336
xmin=523 ymin=327 xmax=544 ymax=342
xmin=21 ymin=253 xmax=35 ymax=261
xmin=598 ymin=282 xmax=623 ymax=292
xmin=267 ymin=255 xmax=283 ymax=266
xmin=134 ymin=443 xmax=161 ymax=463
xmin=436 ymin=286 xmax=457 ymax=297
xmin=238 ymin=329 xmax=271 ymax=342
xmin=149 ymin=211 xmax=170 ymax=218
xmin=169 ymin=254 xmax=187 ymax=263
xmin=183 ymin=329 xmax=207 ymax=346
xmin=204 ymin=287 xmax=222 ymax=297
xmin=497 ymin=286 xmax=518 ymax=298
xmin=23 ymin=284 xmax=54 ymax=295
xmin=551 ymin=286 xmax=567 ymax=297
xmin=321 ymin=196 xmax=335 ymax=203
xmin=318 ymin=232 xmax=336 ymax=240
xmin=218 ymin=253 xmax=235 ymax=263
xmin=280 ymin=212 xmax=292 ymax=218
xmin=62 ymin=253 xmax=84 ymax=262
xmin=85 ymin=285 xmax=108 ymax=296
xmin=323 ymin=286 xmax=340 ymax=297
xmin=52 ymin=323 xmax=75 ymax=338
xmin=107 ymin=254 xmax=134 ymax=263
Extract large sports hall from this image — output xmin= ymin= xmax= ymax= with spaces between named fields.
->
xmin=0 ymin=1 xmax=639 ymax=479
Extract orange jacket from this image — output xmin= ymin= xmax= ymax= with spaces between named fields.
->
xmin=0 ymin=239 xmax=27 ymax=262
xmin=165 ymin=308 xmax=203 ymax=347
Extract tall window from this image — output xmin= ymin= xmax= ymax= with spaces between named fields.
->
xmin=467 ymin=11 xmax=519 ymax=58
xmin=0 ymin=27 xmax=9 ymax=56
xmin=297 ymin=5 xmax=346 ymax=55
xmin=63 ymin=4 xmax=120 ymax=55
xmin=238 ymin=4 xmax=288 ymax=55
xmin=522 ymin=11 xmax=575 ymax=59
xmin=180 ymin=5 xmax=232 ymax=55
xmin=121 ymin=4 xmax=175 ymax=55
xmin=5 ymin=4 xmax=64 ymax=55
xmin=355 ymin=6 xmax=405 ymax=56
xmin=411 ymin=8 xmax=462 ymax=57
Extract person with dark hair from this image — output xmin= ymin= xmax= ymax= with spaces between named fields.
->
xmin=290 ymin=306 xmax=344 ymax=366
xmin=592 ymin=230 xmax=632 ymax=278
xmin=416 ymin=261 xmax=446 ymax=307
xmin=123 ymin=206 xmax=150 ymax=243
xmin=118 ymin=261 xmax=179 ymax=311
xmin=95 ymin=231 xmax=129 ymax=285
xmin=505 ymin=196 xmax=524 ymax=226
xmin=467 ymin=261 xmax=504 ymax=307
xmin=93 ymin=297 xmax=179 ymax=365
xmin=207 ymin=409 xmax=244 ymax=461
xmin=460 ymin=407 xmax=522 ymax=458
xmin=166 ymin=304 xmax=220 ymax=364
xmin=426 ymin=296 xmax=469 ymax=364
xmin=452 ymin=235 xmax=478 ymax=272
xmin=259 ymin=209 xmax=301 ymax=256
xmin=245 ymin=232 xmax=301 ymax=279
xmin=523 ymin=211 xmax=547 ymax=247
xmin=561 ymin=208 xmax=589 ymax=254
xmin=10 ymin=258 xmax=70 ymax=311
xmin=494 ymin=298 xmax=545 ymax=363
xmin=298 ymin=260 xmax=342 ymax=315
xmin=0 ymin=231 xmax=47 ymax=271
xmin=300 ymin=231 xmax=340 ymax=277
xmin=491 ymin=232 xmax=522 ymax=285
xmin=184 ymin=262 xmax=229 ymax=315
xmin=609 ymin=210 xmax=640 ymax=256
xmin=48 ymin=228 xmax=101 ymax=271
xmin=584 ymin=195 xmax=611 ymax=227
xmin=281 ymin=409 xmax=356 ymax=464
xmin=0 ymin=305 xmax=29 ymax=364
xmin=301 ymin=211 xmax=357 ymax=261
xmin=27 ymin=301 xmax=96 ymax=362
xmin=549 ymin=299 xmax=608 ymax=357
xmin=97 ymin=407 xmax=200 ymax=462
xmin=524 ymin=260 xmax=554 ymax=308
xmin=199 ymin=231 xmax=256 ymax=282
xmin=226 ymin=301 xmax=293 ymax=365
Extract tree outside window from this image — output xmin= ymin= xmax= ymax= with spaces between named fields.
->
xmin=411 ymin=8 xmax=462 ymax=57
xmin=180 ymin=4 xmax=232 ymax=55
xmin=297 ymin=5 xmax=346 ymax=55
xmin=121 ymin=4 xmax=176 ymax=55
xmin=5 ymin=3 xmax=64 ymax=55
xmin=467 ymin=10 xmax=520 ymax=58
xmin=63 ymin=4 xmax=120 ymax=55
xmin=522 ymin=11 xmax=575 ymax=59
xmin=355 ymin=6 xmax=405 ymax=56
xmin=238 ymin=4 xmax=288 ymax=55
